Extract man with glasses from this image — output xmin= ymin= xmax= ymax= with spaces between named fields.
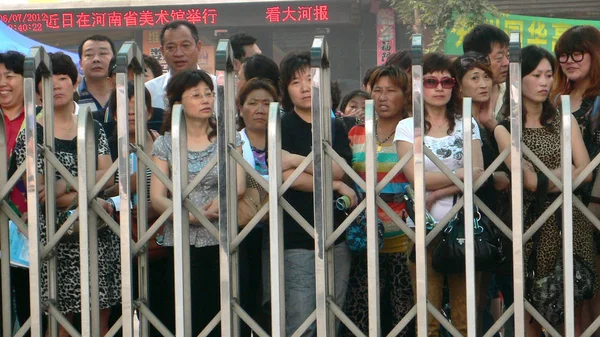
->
xmin=463 ymin=24 xmax=510 ymax=117
xmin=145 ymin=20 xmax=217 ymax=111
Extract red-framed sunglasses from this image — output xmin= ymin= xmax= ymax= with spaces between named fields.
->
xmin=423 ymin=77 xmax=456 ymax=89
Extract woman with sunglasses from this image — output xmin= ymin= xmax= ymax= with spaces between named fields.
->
xmin=395 ymin=53 xmax=484 ymax=336
xmin=552 ymin=26 xmax=600 ymax=333
xmin=496 ymin=45 xmax=597 ymax=335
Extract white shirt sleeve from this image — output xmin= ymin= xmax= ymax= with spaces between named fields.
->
xmin=471 ymin=117 xmax=481 ymax=141
xmin=393 ymin=118 xmax=415 ymax=144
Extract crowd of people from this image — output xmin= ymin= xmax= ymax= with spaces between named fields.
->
xmin=0 ymin=18 xmax=599 ymax=337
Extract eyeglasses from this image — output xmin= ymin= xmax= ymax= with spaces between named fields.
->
xmin=182 ymin=92 xmax=215 ymax=100
xmin=460 ymin=55 xmax=491 ymax=69
xmin=558 ymin=51 xmax=585 ymax=64
xmin=423 ymin=77 xmax=456 ymax=89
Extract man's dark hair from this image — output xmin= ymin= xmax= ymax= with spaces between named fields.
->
xmin=0 ymin=51 xmax=25 ymax=75
xmin=463 ymin=24 xmax=509 ymax=55
xmin=160 ymin=20 xmax=199 ymax=46
xmin=78 ymin=35 xmax=116 ymax=58
xmin=331 ymin=81 xmax=341 ymax=111
xmin=144 ymin=54 xmax=164 ymax=78
xmin=108 ymin=56 xmax=117 ymax=78
xmin=241 ymin=54 xmax=280 ymax=96
xmin=230 ymin=33 xmax=257 ymax=61
xmin=385 ymin=50 xmax=412 ymax=71
xmin=279 ymin=51 xmax=310 ymax=112
xmin=35 ymin=52 xmax=78 ymax=93
xmin=362 ymin=66 xmax=379 ymax=88
xmin=109 ymin=81 xmax=153 ymax=121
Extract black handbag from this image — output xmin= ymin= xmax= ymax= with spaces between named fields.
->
xmin=527 ymin=250 xmax=595 ymax=326
xmin=526 ymin=208 xmax=596 ymax=326
xmin=431 ymin=195 xmax=506 ymax=273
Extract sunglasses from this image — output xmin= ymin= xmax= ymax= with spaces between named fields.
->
xmin=460 ymin=55 xmax=491 ymax=69
xmin=423 ymin=77 xmax=456 ymax=89
xmin=558 ymin=51 xmax=585 ymax=64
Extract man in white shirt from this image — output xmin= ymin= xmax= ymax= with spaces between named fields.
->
xmin=463 ymin=24 xmax=510 ymax=119
xmin=145 ymin=20 xmax=217 ymax=112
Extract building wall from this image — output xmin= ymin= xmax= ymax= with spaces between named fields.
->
xmin=491 ymin=0 xmax=600 ymax=19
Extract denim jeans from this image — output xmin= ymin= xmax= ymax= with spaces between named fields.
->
xmin=262 ymin=243 xmax=352 ymax=337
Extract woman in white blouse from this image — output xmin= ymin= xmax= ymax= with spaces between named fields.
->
xmin=394 ymin=52 xmax=484 ymax=337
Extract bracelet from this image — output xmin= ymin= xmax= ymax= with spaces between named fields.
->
xmin=590 ymin=196 xmax=600 ymax=204
xmin=65 ymin=180 xmax=72 ymax=194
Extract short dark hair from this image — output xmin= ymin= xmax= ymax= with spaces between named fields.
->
xmin=463 ymin=24 xmax=509 ymax=55
xmin=362 ymin=67 xmax=379 ymax=88
xmin=331 ymin=81 xmax=341 ymax=111
xmin=279 ymin=51 xmax=310 ymax=112
xmin=108 ymin=56 xmax=117 ymax=77
xmin=237 ymin=78 xmax=278 ymax=129
xmin=144 ymin=54 xmax=164 ymax=78
xmin=162 ymin=69 xmax=214 ymax=135
xmin=109 ymin=81 xmax=153 ymax=121
xmin=241 ymin=54 xmax=280 ymax=96
xmin=230 ymin=33 xmax=257 ymax=61
xmin=35 ymin=52 xmax=78 ymax=94
xmin=339 ymin=89 xmax=370 ymax=113
xmin=160 ymin=20 xmax=199 ymax=46
xmin=0 ymin=51 xmax=25 ymax=75
xmin=78 ymin=35 xmax=116 ymax=58
xmin=385 ymin=50 xmax=412 ymax=71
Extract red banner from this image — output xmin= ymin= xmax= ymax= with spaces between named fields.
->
xmin=376 ymin=8 xmax=396 ymax=65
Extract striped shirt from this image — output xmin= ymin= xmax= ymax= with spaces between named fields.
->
xmin=348 ymin=124 xmax=409 ymax=239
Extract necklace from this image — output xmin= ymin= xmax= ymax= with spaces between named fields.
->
xmin=375 ymin=121 xmax=395 ymax=151
xmin=56 ymin=116 xmax=75 ymax=131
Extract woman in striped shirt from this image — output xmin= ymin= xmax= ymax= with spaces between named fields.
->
xmin=341 ymin=65 xmax=414 ymax=336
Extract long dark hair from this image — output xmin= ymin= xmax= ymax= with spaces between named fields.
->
xmin=161 ymin=69 xmax=216 ymax=140
xmin=500 ymin=45 xmax=557 ymax=131
xmin=423 ymin=53 xmax=461 ymax=135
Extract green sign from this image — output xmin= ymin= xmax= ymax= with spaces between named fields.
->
xmin=445 ymin=13 xmax=600 ymax=55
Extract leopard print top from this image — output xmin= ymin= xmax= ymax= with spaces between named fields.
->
xmin=522 ymin=114 xmax=598 ymax=299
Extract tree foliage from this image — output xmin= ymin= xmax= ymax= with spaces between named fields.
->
xmin=387 ymin=0 xmax=499 ymax=51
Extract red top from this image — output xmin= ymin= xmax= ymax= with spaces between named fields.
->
xmin=3 ymin=108 xmax=25 ymax=157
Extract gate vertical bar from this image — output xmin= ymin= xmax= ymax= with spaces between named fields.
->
xmin=410 ymin=34 xmax=428 ymax=337
xmin=115 ymin=42 xmax=145 ymax=337
xmin=268 ymin=101 xmax=286 ymax=337
xmin=508 ymin=32 xmax=525 ymax=337
xmin=216 ymin=38 xmax=239 ymax=337
xmin=311 ymin=35 xmax=334 ymax=337
xmin=560 ymin=96 xmax=575 ymax=337
xmin=0 ymin=118 xmax=11 ymax=337
xmin=171 ymin=104 xmax=192 ymax=337
xmin=462 ymin=98 xmax=477 ymax=337
xmin=41 ymin=47 xmax=58 ymax=337
xmin=133 ymin=44 xmax=149 ymax=337
xmin=24 ymin=48 xmax=52 ymax=337
xmin=77 ymin=109 xmax=100 ymax=337
xmin=364 ymin=99 xmax=381 ymax=337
